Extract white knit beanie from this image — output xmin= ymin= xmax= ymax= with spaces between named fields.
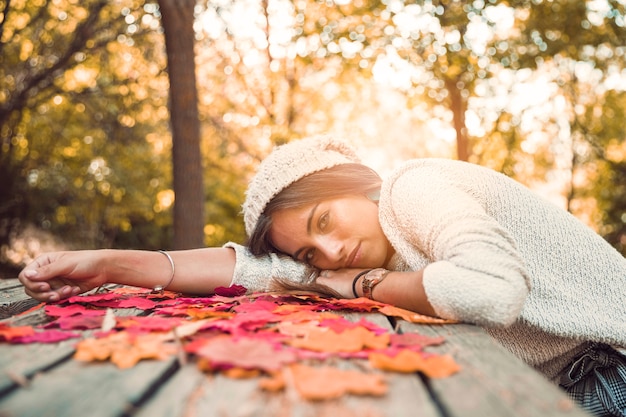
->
xmin=243 ymin=134 xmax=360 ymax=236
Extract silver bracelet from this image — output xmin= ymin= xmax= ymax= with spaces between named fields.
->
xmin=153 ymin=250 xmax=175 ymax=293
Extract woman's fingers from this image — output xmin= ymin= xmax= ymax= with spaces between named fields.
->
xmin=18 ymin=252 xmax=82 ymax=302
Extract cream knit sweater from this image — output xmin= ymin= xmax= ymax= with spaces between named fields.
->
xmin=227 ymin=158 xmax=626 ymax=381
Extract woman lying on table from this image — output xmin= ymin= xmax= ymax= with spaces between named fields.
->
xmin=19 ymin=135 xmax=626 ymax=417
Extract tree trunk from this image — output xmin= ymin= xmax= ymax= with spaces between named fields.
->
xmin=158 ymin=0 xmax=205 ymax=249
xmin=444 ymin=77 xmax=469 ymax=162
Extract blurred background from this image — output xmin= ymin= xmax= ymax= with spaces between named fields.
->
xmin=1 ymin=0 xmax=625 ymax=277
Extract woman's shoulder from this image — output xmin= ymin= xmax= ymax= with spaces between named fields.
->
xmin=382 ymin=158 xmax=513 ymax=192
xmin=388 ymin=158 xmax=506 ymax=178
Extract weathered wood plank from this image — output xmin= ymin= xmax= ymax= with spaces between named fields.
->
xmin=398 ymin=322 xmax=591 ymax=417
xmin=0 ymin=279 xmax=23 ymax=291
xmin=130 ymin=364 xmax=206 ymax=417
xmin=0 ymin=356 xmax=179 ymax=417
xmin=0 ymin=279 xmax=39 ymax=319
xmin=0 ymin=303 xmax=156 ymax=400
xmin=0 ymin=341 xmax=76 ymax=396
xmin=135 ymin=312 xmax=443 ymax=417
xmin=138 ymin=361 xmax=437 ymax=417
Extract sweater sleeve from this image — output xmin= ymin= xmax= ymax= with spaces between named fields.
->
xmin=381 ymin=165 xmax=530 ymax=327
xmin=223 ymin=242 xmax=316 ymax=292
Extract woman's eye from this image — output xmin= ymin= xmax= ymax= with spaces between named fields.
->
xmin=304 ymin=249 xmax=315 ymax=263
xmin=318 ymin=212 xmax=329 ymax=230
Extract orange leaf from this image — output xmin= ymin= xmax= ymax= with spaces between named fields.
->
xmin=369 ymin=349 xmax=460 ymax=378
xmin=378 ymin=305 xmax=457 ymax=324
xmin=186 ymin=309 xmax=234 ymax=320
xmin=258 ymin=372 xmax=285 ymax=392
xmin=0 ymin=323 xmax=35 ymax=341
xmin=74 ymin=331 xmax=175 ymax=369
xmin=288 ymin=326 xmax=389 ymax=353
xmin=223 ymin=367 xmax=261 ymax=379
xmin=290 ymin=364 xmax=387 ymax=400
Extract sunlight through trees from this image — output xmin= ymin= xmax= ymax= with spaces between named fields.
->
xmin=1 ymin=0 xmax=625 ymax=273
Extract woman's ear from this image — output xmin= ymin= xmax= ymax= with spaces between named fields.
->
xmin=367 ymin=189 xmax=380 ymax=202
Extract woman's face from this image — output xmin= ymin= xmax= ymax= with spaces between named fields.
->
xmin=268 ymin=194 xmax=394 ymax=270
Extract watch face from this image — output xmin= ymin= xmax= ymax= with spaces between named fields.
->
xmin=362 ymin=268 xmax=389 ymax=299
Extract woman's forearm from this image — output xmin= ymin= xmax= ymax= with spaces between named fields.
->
xmin=105 ymin=247 xmax=236 ymax=294
xmin=358 ymin=270 xmax=437 ymax=317
xmin=19 ymin=247 xmax=238 ymax=302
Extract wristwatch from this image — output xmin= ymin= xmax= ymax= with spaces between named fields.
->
xmin=361 ymin=268 xmax=390 ymax=300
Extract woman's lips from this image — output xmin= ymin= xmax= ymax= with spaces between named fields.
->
xmin=346 ymin=243 xmax=360 ymax=268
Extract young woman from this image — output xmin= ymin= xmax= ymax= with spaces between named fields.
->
xmin=19 ymin=135 xmax=626 ymax=417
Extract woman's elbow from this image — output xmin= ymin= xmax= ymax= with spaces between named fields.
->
xmin=478 ymin=281 xmax=529 ymax=328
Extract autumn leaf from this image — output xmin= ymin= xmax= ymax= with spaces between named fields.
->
xmin=45 ymin=304 xmax=106 ymax=318
xmin=377 ymin=305 xmax=456 ymax=324
xmin=223 ymin=368 xmax=261 ymax=379
xmin=289 ymin=364 xmax=387 ymax=400
xmin=0 ymin=323 xmax=35 ymax=341
xmin=13 ymin=329 xmax=81 ymax=344
xmin=233 ymin=299 xmax=281 ymax=314
xmin=288 ymin=326 xmax=390 ymax=353
xmin=272 ymin=303 xmax=319 ymax=315
xmin=167 ymin=319 xmax=214 ymax=340
xmin=276 ymin=321 xmax=322 ymax=337
xmin=44 ymin=314 xmax=104 ymax=331
xmin=369 ymin=349 xmax=461 ymax=378
xmin=389 ymin=332 xmax=446 ymax=348
xmin=258 ymin=372 xmax=285 ymax=392
xmin=74 ymin=331 xmax=176 ymax=369
xmin=65 ymin=292 xmax=121 ymax=304
xmin=319 ymin=316 xmax=388 ymax=335
xmin=214 ymin=284 xmax=247 ymax=297
xmin=2 ymin=285 xmax=461 ymax=394
xmin=328 ymin=297 xmax=386 ymax=312
xmin=185 ymin=309 xmax=234 ymax=320
xmin=271 ymin=309 xmax=336 ymax=324
xmin=195 ymin=335 xmax=297 ymax=372
xmin=118 ymin=297 xmax=157 ymax=310
xmin=117 ymin=315 xmax=183 ymax=333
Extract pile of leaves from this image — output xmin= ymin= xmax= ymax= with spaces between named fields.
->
xmin=0 ymin=286 xmax=460 ymax=400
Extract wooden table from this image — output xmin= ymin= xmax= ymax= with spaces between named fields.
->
xmin=0 ymin=278 xmax=590 ymax=417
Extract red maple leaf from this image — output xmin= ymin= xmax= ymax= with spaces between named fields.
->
xmin=214 ymin=284 xmax=247 ymax=297
xmin=45 ymin=304 xmax=106 ymax=318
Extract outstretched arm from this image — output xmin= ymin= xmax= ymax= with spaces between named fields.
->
xmin=18 ymin=247 xmax=235 ymax=302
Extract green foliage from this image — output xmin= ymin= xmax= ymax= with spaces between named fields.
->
xmin=569 ymin=90 xmax=626 ymax=254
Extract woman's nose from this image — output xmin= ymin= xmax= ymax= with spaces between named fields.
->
xmin=317 ymin=235 xmax=344 ymax=264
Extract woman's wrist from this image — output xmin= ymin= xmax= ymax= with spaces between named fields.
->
xmin=361 ymin=268 xmax=390 ymax=300
xmin=352 ymin=269 xmax=372 ymax=298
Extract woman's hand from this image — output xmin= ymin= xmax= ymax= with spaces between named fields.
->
xmin=316 ymin=268 xmax=367 ymax=298
xmin=18 ymin=251 xmax=109 ymax=302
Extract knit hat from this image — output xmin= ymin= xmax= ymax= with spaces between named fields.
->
xmin=243 ymin=134 xmax=360 ymax=236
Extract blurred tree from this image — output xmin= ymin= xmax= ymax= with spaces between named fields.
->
xmin=2 ymin=0 xmax=625 ymax=266
xmin=0 ymin=0 xmax=173 ymax=267
xmin=192 ymin=0 xmax=392 ymax=246
xmin=486 ymin=0 xmax=626 ymax=252
xmin=159 ymin=0 xmax=205 ymax=249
